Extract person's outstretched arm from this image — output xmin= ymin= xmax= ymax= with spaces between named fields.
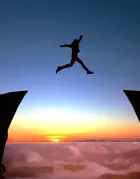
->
xmin=78 ymin=35 xmax=83 ymax=43
xmin=60 ymin=44 xmax=72 ymax=48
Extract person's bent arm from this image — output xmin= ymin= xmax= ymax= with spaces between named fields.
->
xmin=60 ymin=44 xmax=72 ymax=48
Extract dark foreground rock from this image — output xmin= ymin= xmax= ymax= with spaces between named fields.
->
xmin=124 ymin=90 xmax=140 ymax=122
xmin=0 ymin=91 xmax=28 ymax=179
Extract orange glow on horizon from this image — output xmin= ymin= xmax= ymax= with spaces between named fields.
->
xmin=7 ymin=107 xmax=140 ymax=142
xmin=8 ymin=125 xmax=140 ymax=142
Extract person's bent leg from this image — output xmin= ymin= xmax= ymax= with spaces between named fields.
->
xmin=56 ymin=58 xmax=75 ymax=73
xmin=76 ymin=58 xmax=93 ymax=74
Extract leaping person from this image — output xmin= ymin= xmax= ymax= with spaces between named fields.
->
xmin=56 ymin=35 xmax=93 ymax=74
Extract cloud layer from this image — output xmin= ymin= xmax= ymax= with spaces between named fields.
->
xmin=3 ymin=142 xmax=140 ymax=179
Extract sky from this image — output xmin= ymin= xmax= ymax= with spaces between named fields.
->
xmin=0 ymin=0 xmax=140 ymax=142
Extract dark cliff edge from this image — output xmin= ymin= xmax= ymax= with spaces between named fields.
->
xmin=0 ymin=90 xmax=28 ymax=178
xmin=124 ymin=90 xmax=140 ymax=122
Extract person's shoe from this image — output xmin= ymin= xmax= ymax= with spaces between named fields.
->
xmin=87 ymin=71 xmax=94 ymax=74
xmin=56 ymin=66 xmax=61 ymax=73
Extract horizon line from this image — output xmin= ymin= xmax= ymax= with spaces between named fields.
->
xmin=7 ymin=139 xmax=140 ymax=143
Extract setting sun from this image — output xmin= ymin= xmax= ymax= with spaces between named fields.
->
xmin=45 ymin=135 xmax=66 ymax=143
xmin=51 ymin=139 xmax=60 ymax=143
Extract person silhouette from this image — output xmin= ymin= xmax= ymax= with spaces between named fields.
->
xmin=56 ymin=35 xmax=93 ymax=74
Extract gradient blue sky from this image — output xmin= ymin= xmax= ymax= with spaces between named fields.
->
xmin=0 ymin=0 xmax=140 ymax=140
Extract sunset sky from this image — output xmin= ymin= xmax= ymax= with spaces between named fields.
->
xmin=0 ymin=0 xmax=140 ymax=142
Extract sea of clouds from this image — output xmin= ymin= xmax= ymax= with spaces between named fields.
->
xmin=3 ymin=142 xmax=140 ymax=179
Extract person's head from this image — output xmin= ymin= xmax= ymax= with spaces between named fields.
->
xmin=72 ymin=39 xmax=78 ymax=45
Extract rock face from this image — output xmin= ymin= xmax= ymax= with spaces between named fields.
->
xmin=0 ymin=90 xmax=28 ymax=179
xmin=124 ymin=90 xmax=140 ymax=122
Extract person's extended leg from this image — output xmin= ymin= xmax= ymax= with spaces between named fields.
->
xmin=56 ymin=58 xmax=75 ymax=73
xmin=76 ymin=57 xmax=93 ymax=74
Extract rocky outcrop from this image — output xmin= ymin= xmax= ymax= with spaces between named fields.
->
xmin=0 ymin=91 xmax=28 ymax=179
xmin=124 ymin=90 xmax=140 ymax=122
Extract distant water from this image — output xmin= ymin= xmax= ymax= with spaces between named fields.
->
xmin=3 ymin=142 xmax=140 ymax=179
